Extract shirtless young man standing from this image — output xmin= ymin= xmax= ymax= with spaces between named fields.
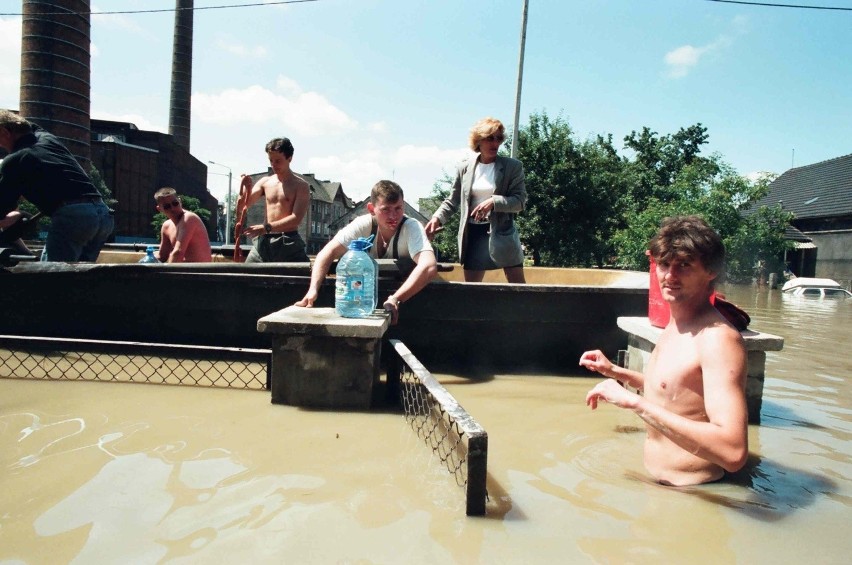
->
xmin=580 ymin=215 xmax=748 ymax=486
xmin=239 ymin=137 xmax=310 ymax=263
xmin=155 ymin=188 xmax=212 ymax=263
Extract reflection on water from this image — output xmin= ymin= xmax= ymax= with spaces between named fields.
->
xmin=0 ymin=284 xmax=850 ymax=563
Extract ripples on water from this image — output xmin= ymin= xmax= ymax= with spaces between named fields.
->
xmin=717 ymin=285 xmax=851 ymax=515
xmin=1 ymin=283 xmax=850 ymax=563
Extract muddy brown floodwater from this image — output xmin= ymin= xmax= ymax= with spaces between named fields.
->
xmin=1 ymin=284 xmax=850 ymax=563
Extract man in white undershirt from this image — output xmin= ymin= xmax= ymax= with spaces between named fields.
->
xmin=295 ymin=180 xmax=437 ymax=324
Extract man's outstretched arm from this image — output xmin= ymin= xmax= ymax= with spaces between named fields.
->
xmin=382 ymin=250 xmax=438 ymax=324
xmin=295 ymin=239 xmax=346 ymax=307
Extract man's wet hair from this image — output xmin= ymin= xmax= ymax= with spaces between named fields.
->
xmin=154 ymin=187 xmax=178 ymax=202
xmin=648 ymin=215 xmax=726 ymax=283
xmin=371 ymin=180 xmax=404 ymax=205
xmin=265 ymin=137 xmax=294 ymax=158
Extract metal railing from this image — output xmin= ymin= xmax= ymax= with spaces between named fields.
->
xmin=387 ymin=339 xmax=488 ymax=516
xmin=0 ymin=335 xmax=269 ymax=390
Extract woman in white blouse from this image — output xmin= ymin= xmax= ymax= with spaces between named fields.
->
xmin=426 ymin=117 xmax=527 ymax=283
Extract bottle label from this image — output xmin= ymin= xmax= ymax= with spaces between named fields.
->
xmin=341 ymin=275 xmax=365 ymax=300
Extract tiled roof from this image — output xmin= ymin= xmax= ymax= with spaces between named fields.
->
xmin=784 ymin=225 xmax=811 ymax=242
xmin=751 ymin=153 xmax=852 ymax=220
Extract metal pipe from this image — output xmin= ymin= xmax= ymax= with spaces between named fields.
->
xmin=208 ymin=161 xmax=232 ymax=245
xmin=511 ymin=0 xmax=529 ymax=159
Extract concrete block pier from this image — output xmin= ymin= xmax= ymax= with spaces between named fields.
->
xmin=616 ymin=317 xmax=784 ymax=424
xmin=258 ymin=306 xmax=390 ymax=409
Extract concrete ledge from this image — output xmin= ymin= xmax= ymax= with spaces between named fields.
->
xmin=258 ymin=305 xmax=390 ymax=338
xmin=258 ymin=306 xmax=391 ymax=409
xmin=616 ymin=316 xmax=784 ymax=425
xmin=616 ymin=317 xmax=784 ymax=352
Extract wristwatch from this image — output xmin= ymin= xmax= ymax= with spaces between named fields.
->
xmin=264 ymin=222 xmax=273 ymax=234
xmin=385 ymin=295 xmax=401 ymax=308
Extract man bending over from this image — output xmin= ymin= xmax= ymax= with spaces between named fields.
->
xmin=296 ymin=180 xmax=437 ymax=324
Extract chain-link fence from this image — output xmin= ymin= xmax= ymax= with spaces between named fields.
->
xmin=0 ymin=335 xmax=269 ymax=390
xmin=387 ymin=339 xmax=488 ymax=516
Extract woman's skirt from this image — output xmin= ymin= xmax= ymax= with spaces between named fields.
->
xmin=462 ymin=222 xmax=499 ymax=271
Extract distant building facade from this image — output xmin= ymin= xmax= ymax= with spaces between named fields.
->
xmin=90 ymin=119 xmax=218 ymax=241
xmin=752 ymin=153 xmax=852 ymax=285
xmin=330 ymin=198 xmax=430 ymax=238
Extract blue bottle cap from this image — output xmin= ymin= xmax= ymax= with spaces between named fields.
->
xmin=348 ymin=234 xmax=375 ymax=252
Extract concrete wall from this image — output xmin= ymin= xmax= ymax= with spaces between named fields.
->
xmin=808 ymin=230 xmax=852 ymax=287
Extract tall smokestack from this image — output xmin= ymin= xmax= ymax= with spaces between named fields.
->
xmin=168 ymin=0 xmax=193 ymax=150
xmin=19 ymin=0 xmax=92 ymax=169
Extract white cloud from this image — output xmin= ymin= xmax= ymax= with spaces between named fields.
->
xmin=192 ymin=77 xmax=357 ymax=137
xmin=0 ymin=17 xmax=21 ymax=107
xmin=91 ymin=5 xmax=148 ymax=35
xmin=307 ymin=154 xmax=387 ymax=201
xmin=664 ymin=44 xmax=708 ymax=78
xmin=275 ymin=76 xmax=302 ymax=97
xmin=367 ymin=121 xmax=388 ymax=133
xmin=304 ymin=144 xmax=469 ymax=204
xmin=215 ymin=39 xmax=267 ymax=59
xmin=393 ymin=144 xmax=467 ymax=168
xmin=663 ymin=16 xmax=744 ymax=79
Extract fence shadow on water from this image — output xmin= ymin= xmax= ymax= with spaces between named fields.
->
xmin=1 ymin=334 xmax=494 ymax=517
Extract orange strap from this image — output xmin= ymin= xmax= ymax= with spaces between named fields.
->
xmin=232 ymin=179 xmax=251 ymax=263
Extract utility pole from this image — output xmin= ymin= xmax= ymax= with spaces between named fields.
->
xmin=208 ymin=161 xmax=233 ymax=245
xmin=511 ymin=0 xmax=530 ymax=159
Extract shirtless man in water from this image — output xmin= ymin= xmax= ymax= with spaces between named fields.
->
xmin=155 ymin=188 xmax=212 ymax=263
xmin=239 ymin=137 xmax=310 ymax=263
xmin=580 ymin=215 xmax=748 ymax=486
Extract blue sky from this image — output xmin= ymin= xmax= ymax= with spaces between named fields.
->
xmin=1 ymin=0 xmax=849 ymax=205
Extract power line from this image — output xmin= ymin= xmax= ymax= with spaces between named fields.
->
xmin=704 ymin=0 xmax=852 ymax=10
xmin=1 ymin=0 xmax=318 ymax=17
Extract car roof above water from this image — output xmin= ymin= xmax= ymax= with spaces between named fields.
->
xmin=781 ymin=277 xmax=842 ymax=292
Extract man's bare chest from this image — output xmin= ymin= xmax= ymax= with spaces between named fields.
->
xmin=647 ymin=336 xmax=705 ymax=402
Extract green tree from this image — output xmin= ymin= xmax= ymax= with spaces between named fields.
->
xmin=151 ymin=195 xmax=211 ymax=241
xmin=622 ymin=124 xmax=717 ymax=205
xmin=515 ymin=111 xmax=628 ymax=266
xmin=425 ymin=173 xmax=460 ymax=263
xmin=89 ymin=165 xmax=117 ymax=209
xmin=428 ymin=112 xmax=793 ymax=281
xmin=612 ymin=159 xmax=792 ymax=281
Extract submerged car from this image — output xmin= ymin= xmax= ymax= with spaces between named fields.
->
xmin=781 ymin=277 xmax=852 ymax=298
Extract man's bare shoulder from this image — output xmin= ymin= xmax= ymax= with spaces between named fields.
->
xmin=258 ymin=174 xmax=279 ymax=188
xmin=290 ymin=173 xmax=310 ymax=191
xmin=698 ymin=312 xmax=744 ymax=343
xmin=182 ymin=210 xmax=205 ymax=224
xmin=695 ymin=315 xmax=747 ymax=373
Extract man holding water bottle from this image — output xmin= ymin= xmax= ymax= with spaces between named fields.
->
xmin=295 ymin=180 xmax=437 ymax=324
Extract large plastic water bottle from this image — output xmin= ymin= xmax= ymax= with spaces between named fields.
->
xmin=138 ymin=245 xmax=159 ymax=264
xmin=335 ymin=236 xmax=378 ymax=318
